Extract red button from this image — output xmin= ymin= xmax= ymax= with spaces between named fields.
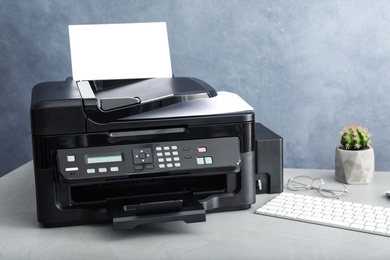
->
xmin=198 ymin=147 xmax=207 ymax=153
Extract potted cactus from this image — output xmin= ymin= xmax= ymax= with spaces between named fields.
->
xmin=335 ymin=125 xmax=375 ymax=184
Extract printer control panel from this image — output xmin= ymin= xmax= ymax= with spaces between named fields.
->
xmin=57 ymin=137 xmax=241 ymax=182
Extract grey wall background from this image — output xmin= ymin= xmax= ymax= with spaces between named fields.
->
xmin=1 ymin=0 xmax=390 ymax=177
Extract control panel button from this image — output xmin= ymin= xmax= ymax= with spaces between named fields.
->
xmin=87 ymin=168 xmax=95 ymax=174
xmin=135 ymin=165 xmax=143 ymax=170
xmin=204 ymin=157 xmax=213 ymax=164
xmin=132 ymin=148 xmax=153 ymax=164
xmin=198 ymin=147 xmax=207 ymax=153
xmin=196 ymin=157 xmax=205 ymax=165
xmin=110 ymin=167 xmax=119 ymax=172
xmin=99 ymin=168 xmax=107 ymax=173
xmin=66 ymin=167 xmax=79 ymax=172
xmin=67 ymin=155 xmax=76 ymax=162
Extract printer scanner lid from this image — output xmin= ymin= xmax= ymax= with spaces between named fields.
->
xmin=78 ymin=77 xmax=217 ymax=123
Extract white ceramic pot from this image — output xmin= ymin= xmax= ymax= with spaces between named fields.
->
xmin=335 ymin=146 xmax=375 ymax=184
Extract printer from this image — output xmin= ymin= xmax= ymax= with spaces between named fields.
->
xmin=30 ymin=77 xmax=283 ymax=230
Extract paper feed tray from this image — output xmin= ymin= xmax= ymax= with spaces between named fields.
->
xmin=107 ymin=193 xmax=206 ymax=230
xmin=77 ymin=77 xmax=217 ymax=123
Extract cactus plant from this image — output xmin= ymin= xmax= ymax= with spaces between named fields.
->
xmin=340 ymin=125 xmax=371 ymax=150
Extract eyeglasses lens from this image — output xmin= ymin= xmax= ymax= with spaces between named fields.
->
xmin=287 ymin=176 xmax=313 ymax=191
xmin=318 ymin=182 xmax=346 ymax=198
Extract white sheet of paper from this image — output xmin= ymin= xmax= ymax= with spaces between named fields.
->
xmin=68 ymin=22 xmax=172 ymax=81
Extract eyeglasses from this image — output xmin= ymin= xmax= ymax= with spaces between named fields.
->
xmin=286 ymin=175 xmax=348 ymax=199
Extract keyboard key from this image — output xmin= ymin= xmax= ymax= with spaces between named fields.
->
xmin=375 ymin=228 xmax=387 ymax=233
xmin=350 ymin=224 xmax=364 ymax=230
xmin=286 ymin=213 xmax=299 ymax=218
xmin=263 ymin=205 xmax=283 ymax=212
xmin=298 ymin=214 xmax=349 ymax=227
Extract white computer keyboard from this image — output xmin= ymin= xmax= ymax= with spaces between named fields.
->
xmin=255 ymin=192 xmax=390 ymax=237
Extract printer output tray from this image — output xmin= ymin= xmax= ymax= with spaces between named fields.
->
xmin=107 ymin=192 xmax=206 ymax=230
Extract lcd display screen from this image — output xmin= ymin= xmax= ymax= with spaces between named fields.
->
xmin=86 ymin=154 xmax=123 ymax=164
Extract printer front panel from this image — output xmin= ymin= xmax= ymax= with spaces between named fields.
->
xmin=32 ymin=115 xmax=256 ymax=227
xmin=56 ymin=137 xmax=241 ymax=185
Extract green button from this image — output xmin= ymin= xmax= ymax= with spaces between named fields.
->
xmin=204 ymin=157 xmax=213 ymax=164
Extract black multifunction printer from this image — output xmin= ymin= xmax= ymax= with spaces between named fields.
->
xmin=30 ymin=77 xmax=283 ymax=230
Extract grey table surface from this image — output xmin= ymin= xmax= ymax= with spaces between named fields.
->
xmin=1 ymin=161 xmax=390 ymax=259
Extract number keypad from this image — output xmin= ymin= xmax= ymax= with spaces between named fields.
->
xmin=156 ymin=146 xmax=181 ymax=169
